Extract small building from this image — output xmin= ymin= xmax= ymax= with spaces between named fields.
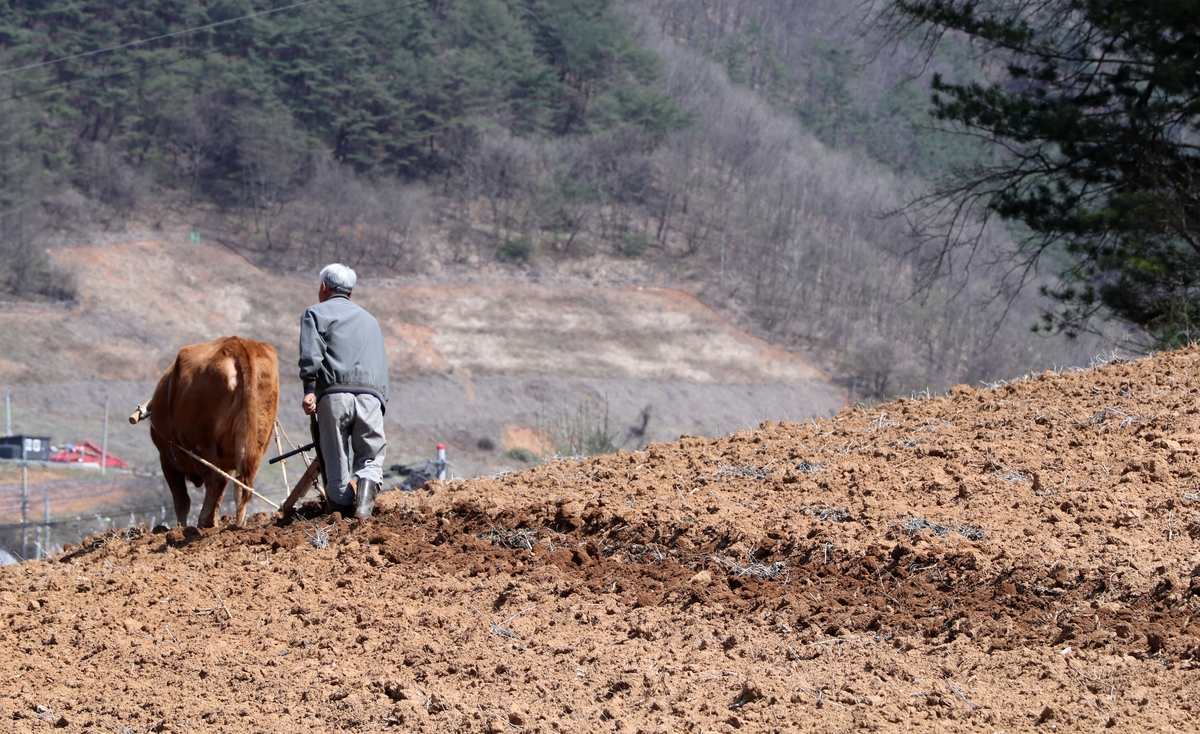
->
xmin=47 ymin=440 xmax=129 ymax=469
xmin=0 ymin=435 xmax=51 ymax=461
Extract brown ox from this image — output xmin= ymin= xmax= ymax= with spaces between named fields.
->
xmin=131 ymin=336 xmax=279 ymax=528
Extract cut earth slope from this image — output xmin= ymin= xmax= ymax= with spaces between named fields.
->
xmin=2 ymin=237 xmax=844 ymax=481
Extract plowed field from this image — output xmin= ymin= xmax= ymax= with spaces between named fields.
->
xmin=2 ymin=348 xmax=1199 ymax=733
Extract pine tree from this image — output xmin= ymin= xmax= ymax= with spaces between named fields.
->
xmin=886 ymin=0 xmax=1200 ymax=345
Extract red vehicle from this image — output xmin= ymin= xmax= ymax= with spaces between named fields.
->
xmin=48 ymin=440 xmax=129 ymax=469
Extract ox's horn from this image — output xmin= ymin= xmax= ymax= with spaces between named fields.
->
xmin=129 ymin=401 xmax=151 ymax=425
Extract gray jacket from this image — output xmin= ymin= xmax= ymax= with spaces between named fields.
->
xmin=299 ymin=294 xmax=390 ymax=408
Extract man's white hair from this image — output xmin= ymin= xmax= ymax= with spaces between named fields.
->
xmin=320 ymin=263 xmax=357 ymax=294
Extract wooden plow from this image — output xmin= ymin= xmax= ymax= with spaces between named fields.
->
xmin=269 ymin=422 xmax=327 ymax=513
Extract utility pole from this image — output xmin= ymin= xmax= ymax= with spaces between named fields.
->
xmin=42 ymin=493 xmax=50 ymax=561
xmin=101 ymin=395 xmax=110 ymax=476
xmin=4 ymin=390 xmax=9 ymax=436
xmin=20 ymin=463 xmax=28 ymax=561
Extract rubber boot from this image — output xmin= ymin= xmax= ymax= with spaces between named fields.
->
xmin=355 ymin=478 xmax=379 ymax=520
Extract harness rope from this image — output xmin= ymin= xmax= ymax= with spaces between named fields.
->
xmin=148 ymin=420 xmax=280 ymax=509
xmin=139 ymin=409 xmax=335 ymax=531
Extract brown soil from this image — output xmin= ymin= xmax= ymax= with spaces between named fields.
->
xmin=3 ymin=348 xmax=1200 ymax=733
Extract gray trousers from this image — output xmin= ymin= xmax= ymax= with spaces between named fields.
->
xmin=316 ymin=392 xmax=386 ymax=505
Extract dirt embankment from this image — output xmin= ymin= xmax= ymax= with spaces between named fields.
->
xmin=2 ymin=347 xmax=1199 ymax=733
xmin=2 ymin=237 xmax=843 ymax=480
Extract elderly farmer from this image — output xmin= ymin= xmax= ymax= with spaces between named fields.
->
xmin=299 ymin=263 xmax=389 ymax=519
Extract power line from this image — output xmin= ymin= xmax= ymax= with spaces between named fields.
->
xmin=0 ymin=0 xmax=330 ymax=78
xmin=0 ymin=0 xmax=424 ymax=104
xmin=0 ymin=517 xmax=155 ymax=531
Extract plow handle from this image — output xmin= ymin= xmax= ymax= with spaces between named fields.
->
xmin=269 ymin=442 xmax=315 ymax=465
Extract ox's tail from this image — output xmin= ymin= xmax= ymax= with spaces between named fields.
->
xmin=230 ymin=338 xmax=280 ymax=487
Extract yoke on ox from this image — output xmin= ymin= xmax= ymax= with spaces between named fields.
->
xmin=131 ymin=336 xmax=280 ymax=528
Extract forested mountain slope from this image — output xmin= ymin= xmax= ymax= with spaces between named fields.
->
xmin=0 ymin=0 xmax=682 ymax=175
xmin=639 ymin=0 xmax=989 ymax=180
xmin=0 ymin=0 xmax=1119 ymax=398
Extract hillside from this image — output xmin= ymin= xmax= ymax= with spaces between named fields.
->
xmin=0 ymin=0 xmax=681 ymax=178
xmin=636 ymin=0 xmax=989 ymax=180
xmin=2 ymin=0 xmax=1119 ymax=404
xmin=1 ymin=346 xmax=1198 ymax=732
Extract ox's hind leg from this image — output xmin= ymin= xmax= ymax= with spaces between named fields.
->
xmin=162 ymin=461 xmax=191 ymax=527
xmin=234 ymin=476 xmax=252 ymax=527
xmin=197 ymin=472 xmax=229 ymax=529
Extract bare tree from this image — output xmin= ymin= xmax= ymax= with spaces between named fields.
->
xmin=274 ymin=157 xmax=424 ymax=272
xmin=164 ymin=97 xmax=236 ymax=207
xmin=236 ymin=108 xmax=308 ymax=251
xmin=71 ymin=140 xmax=145 ymax=219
